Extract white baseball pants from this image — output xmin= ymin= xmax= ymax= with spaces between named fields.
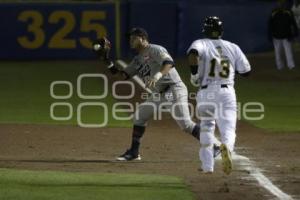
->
xmin=196 ymin=85 xmax=237 ymax=172
xmin=273 ymin=38 xmax=295 ymax=70
xmin=133 ymin=81 xmax=196 ymax=134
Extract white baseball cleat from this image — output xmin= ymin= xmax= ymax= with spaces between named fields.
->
xmin=220 ymin=144 xmax=233 ymax=175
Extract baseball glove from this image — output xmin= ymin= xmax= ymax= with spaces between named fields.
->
xmin=92 ymin=37 xmax=111 ymax=61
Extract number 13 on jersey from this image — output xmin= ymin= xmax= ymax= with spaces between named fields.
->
xmin=208 ymin=58 xmax=230 ymax=78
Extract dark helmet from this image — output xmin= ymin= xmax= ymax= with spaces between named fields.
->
xmin=128 ymin=27 xmax=149 ymax=41
xmin=202 ymin=16 xmax=223 ymax=39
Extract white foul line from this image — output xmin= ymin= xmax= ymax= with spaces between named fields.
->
xmin=232 ymin=153 xmax=294 ymax=200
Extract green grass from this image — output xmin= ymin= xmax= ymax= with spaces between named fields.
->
xmin=0 ymin=168 xmax=195 ymax=200
xmin=0 ymin=61 xmax=131 ymax=127
xmin=236 ymin=78 xmax=300 ymax=132
xmin=1 ymin=57 xmax=300 ymax=132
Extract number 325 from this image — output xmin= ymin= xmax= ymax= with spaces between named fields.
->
xmin=17 ymin=10 xmax=107 ymax=49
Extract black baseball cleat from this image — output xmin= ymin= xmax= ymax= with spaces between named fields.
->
xmin=213 ymin=144 xmax=221 ymax=158
xmin=116 ymin=149 xmax=141 ymax=161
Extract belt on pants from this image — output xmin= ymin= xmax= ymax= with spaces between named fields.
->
xmin=201 ymin=84 xmax=228 ymax=89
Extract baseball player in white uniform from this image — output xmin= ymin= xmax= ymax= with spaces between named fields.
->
xmin=93 ymin=28 xmax=221 ymax=161
xmin=187 ymin=16 xmax=251 ymax=174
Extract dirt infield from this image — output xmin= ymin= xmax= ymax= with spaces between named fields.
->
xmin=0 ymin=120 xmax=299 ymax=200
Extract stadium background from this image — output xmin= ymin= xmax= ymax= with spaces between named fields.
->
xmin=0 ymin=0 xmax=278 ymax=59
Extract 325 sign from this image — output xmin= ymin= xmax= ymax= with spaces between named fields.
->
xmin=17 ymin=10 xmax=107 ymax=49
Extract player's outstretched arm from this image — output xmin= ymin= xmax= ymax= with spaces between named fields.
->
xmin=92 ymin=37 xmax=130 ymax=80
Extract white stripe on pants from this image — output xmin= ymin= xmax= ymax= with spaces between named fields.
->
xmin=273 ymin=38 xmax=295 ymax=70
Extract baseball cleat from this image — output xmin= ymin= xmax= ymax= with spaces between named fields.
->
xmin=220 ymin=144 xmax=232 ymax=175
xmin=198 ymin=168 xmax=213 ymax=174
xmin=116 ymin=150 xmax=141 ymax=161
xmin=213 ymin=144 xmax=221 ymax=158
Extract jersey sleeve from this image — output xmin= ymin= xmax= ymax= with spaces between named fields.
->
xmin=187 ymin=40 xmax=205 ymax=58
xmin=234 ymin=45 xmax=251 ymax=74
xmin=123 ymin=57 xmax=138 ymax=77
xmin=151 ymin=46 xmax=174 ymax=66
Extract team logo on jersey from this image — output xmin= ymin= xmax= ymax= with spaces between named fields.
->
xmin=137 ymin=64 xmax=151 ymax=83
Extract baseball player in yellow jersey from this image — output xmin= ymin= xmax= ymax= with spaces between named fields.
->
xmin=187 ymin=16 xmax=251 ymax=174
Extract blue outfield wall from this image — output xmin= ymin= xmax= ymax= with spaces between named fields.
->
xmin=178 ymin=1 xmax=275 ymax=55
xmin=0 ymin=1 xmax=275 ymax=59
xmin=126 ymin=1 xmax=178 ymax=57
xmin=0 ymin=2 xmax=117 ymax=59
xmin=126 ymin=0 xmax=276 ymax=56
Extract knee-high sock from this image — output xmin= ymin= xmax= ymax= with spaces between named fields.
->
xmin=130 ymin=125 xmax=146 ymax=153
xmin=191 ymin=124 xmax=200 ymax=140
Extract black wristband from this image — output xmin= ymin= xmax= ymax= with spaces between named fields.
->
xmin=120 ymin=71 xmax=130 ymax=80
xmin=190 ymin=65 xmax=198 ymax=75
xmin=106 ymin=61 xmax=119 ymax=75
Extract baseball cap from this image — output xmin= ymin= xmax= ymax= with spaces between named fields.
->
xmin=128 ymin=27 xmax=149 ymax=40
